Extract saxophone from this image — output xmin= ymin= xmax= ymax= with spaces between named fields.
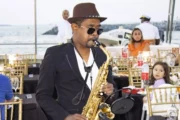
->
xmin=82 ymin=40 xmax=115 ymax=120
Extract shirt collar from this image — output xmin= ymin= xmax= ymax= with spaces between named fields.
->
xmin=154 ymin=78 xmax=166 ymax=86
xmin=74 ymin=48 xmax=94 ymax=66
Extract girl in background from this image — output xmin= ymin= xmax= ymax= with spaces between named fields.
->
xmin=149 ymin=61 xmax=171 ymax=87
xmin=143 ymin=61 xmax=171 ymax=102
xmin=128 ymin=28 xmax=150 ymax=57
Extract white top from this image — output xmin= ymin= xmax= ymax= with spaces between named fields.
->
xmin=74 ymin=48 xmax=99 ymax=90
xmin=136 ymin=22 xmax=160 ymax=40
xmin=56 ymin=19 xmax=72 ymax=44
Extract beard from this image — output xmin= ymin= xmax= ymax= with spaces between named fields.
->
xmin=85 ymin=39 xmax=96 ymax=48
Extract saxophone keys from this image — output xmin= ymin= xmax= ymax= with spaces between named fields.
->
xmin=99 ymin=92 xmax=104 ymax=96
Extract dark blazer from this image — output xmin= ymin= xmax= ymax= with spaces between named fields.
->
xmin=36 ymin=43 xmax=116 ymax=120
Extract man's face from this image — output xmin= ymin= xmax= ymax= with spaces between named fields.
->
xmin=73 ymin=19 xmax=102 ymax=48
xmin=62 ymin=10 xmax=69 ymax=20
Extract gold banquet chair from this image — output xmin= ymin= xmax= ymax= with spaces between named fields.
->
xmin=170 ymin=66 xmax=180 ymax=76
xmin=0 ymin=99 xmax=23 ymax=120
xmin=0 ymin=72 xmax=24 ymax=94
xmin=0 ymin=54 xmax=8 ymax=65
xmin=8 ymin=63 xmax=28 ymax=76
xmin=146 ymin=84 xmax=180 ymax=118
xmin=9 ymin=74 xmax=24 ymax=94
xmin=157 ymin=49 xmax=172 ymax=59
xmin=128 ymin=68 xmax=142 ymax=88
xmin=128 ymin=56 xmax=138 ymax=68
xmin=116 ymin=57 xmax=129 ymax=75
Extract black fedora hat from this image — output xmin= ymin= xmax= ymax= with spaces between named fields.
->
xmin=68 ymin=3 xmax=107 ymax=23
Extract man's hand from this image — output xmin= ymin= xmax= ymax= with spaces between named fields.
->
xmin=64 ymin=114 xmax=87 ymax=120
xmin=101 ymin=83 xmax=114 ymax=96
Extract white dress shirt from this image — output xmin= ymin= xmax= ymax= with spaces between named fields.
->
xmin=74 ymin=48 xmax=99 ymax=90
xmin=136 ymin=22 xmax=160 ymax=40
xmin=56 ymin=19 xmax=72 ymax=44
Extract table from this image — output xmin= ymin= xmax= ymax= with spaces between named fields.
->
xmin=22 ymin=75 xmax=142 ymax=120
xmin=113 ymin=76 xmax=145 ymax=120
xmin=125 ymin=94 xmax=144 ymax=120
xmin=23 ymin=74 xmax=57 ymax=99
xmin=113 ymin=76 xmax=129 ymax=120
xmin=24 ymin=75 xmax=39 ymax=94
xmin=28 ymin=63 xmax=40 ymax=75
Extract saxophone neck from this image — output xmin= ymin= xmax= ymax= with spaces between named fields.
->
xmin=93 ymin=39 xmax=111 ymax=63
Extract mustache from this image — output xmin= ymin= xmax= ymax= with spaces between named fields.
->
xmin=88 ymin=37 xmax=98 ymax=41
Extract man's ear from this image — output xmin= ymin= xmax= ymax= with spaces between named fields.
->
xmin=71 ymin=23 xmax=79 ymax=31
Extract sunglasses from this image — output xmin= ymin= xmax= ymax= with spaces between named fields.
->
xmin=81 ymin=26 xmax=103 ymax=35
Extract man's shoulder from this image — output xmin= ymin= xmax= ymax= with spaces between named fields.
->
xmin=152 ymin=25 xmax=159 ymax=30
xmin=46 ymin=43 xmax=70 ymax=55
xmin=147 ymin=23 xmax=158 ymax=29
xmin=136 ymin=23 xmax=158 ymax=30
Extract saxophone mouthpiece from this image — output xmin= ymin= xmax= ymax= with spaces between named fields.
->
xmin=93 ymin=38 xmax=101 ymax=47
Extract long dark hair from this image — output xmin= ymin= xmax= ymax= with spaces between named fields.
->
xmin=149 ymin=61 xmax=171 ymax=85
xmin=131 ymin=28 xmax=143 ymax=44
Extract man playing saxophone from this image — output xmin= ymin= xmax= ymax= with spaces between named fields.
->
xmin=36 ymin=2 xmax=117 ymax=120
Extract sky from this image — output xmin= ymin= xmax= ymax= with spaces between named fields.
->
xmin=0 ymin=0 xmax=179 ymax=25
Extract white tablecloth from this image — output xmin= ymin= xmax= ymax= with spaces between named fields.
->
xmin=150 ymin=44 xmax=179 ymax=57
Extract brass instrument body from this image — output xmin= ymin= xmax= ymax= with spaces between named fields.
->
xmin=82 ymin=44 xmax=115 ymax=120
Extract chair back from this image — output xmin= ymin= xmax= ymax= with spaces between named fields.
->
xmin=8 ymin=63 xmax=28 ymax=76
xmin=0 ymin=55 xmax=8 ymax=65
xmin=146 ymin=84 xmax=180 ymax=117
xmin=113 ymin=57 xmax=129 ymax=74
xmin=158 ymin=49 xmax=172 ymax=58
xmin=170 ymin=66 xmax=180 ymax=76
xmin=9 ymin=74 xmax=24 ymax=94
xmin=0 ymin=99 xmax=23 ymax=120
xmin=128 ymin=68 xmax=142 ymax=87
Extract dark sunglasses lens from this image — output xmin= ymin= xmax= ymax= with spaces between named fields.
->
xmin=87 ymin=28 xmax=103 ymax=35
xmin=97 ymin=29 xmax=103 ymax=35
xmin=87 ymin=28 xmax=95 ymax=34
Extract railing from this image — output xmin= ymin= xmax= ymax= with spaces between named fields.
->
xmin=0 ymin=43 xmax=59 ymax=60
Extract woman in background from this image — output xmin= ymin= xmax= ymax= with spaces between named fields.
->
xmin=128 ymin=28 xmax=150 ymax=57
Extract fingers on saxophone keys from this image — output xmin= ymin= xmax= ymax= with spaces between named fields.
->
xmin=100 ymin=84 xmax=107 ymax=94
xmin=99 ymin=84 xmax=104 ymax=95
